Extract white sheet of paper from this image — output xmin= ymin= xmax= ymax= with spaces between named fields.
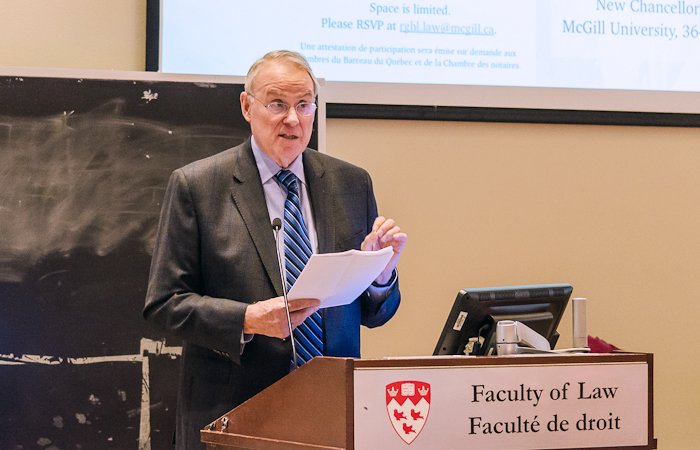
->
xmin=287 ymin=247 xmax=394 ymax=308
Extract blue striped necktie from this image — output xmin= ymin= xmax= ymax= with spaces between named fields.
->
xmin=276 ymin=170 xmax=324 ymax=365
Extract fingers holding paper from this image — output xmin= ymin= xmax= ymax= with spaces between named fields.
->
xmin=244 ymin=297 xmax=321 ymax=339
xmin=361 ymin=216 xmax=407 ymax=285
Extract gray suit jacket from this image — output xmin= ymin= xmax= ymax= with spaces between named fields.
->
xmin=144 ymin=139 xmax=400 ymax=449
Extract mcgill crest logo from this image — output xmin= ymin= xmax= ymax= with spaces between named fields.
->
xmin=385 ymin=381 xmax=431 ymax=444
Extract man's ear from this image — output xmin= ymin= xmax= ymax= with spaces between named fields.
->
xmin=240 ymin=91 xmax=252 ymax=123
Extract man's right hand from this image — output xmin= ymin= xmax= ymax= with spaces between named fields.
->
xmin=243 ymin=297 xmax=321 ymax=339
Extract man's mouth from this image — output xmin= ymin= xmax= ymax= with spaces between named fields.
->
xmin=279 ymin=134 xmax=299 ymax=139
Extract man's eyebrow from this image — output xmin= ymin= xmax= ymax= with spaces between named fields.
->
xmin=267 ymin=88 xmax=314 ymax=99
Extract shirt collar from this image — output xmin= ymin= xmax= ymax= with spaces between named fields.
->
xmin=251 ymin=136 xmax=307 ymax=186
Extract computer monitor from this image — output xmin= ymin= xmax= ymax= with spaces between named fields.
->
xmin=433 ymin=284 xmax=573 ymax=356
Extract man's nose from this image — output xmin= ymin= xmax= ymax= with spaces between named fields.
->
xmin=282 ymin=106 xmax=300 ymax=125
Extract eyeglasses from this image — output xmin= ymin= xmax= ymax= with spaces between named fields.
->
xmin=247 ymin=93 xmax=317 ymax=117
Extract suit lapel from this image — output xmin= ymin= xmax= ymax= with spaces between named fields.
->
xmin=304 ymin=150 xmax=335 ymax=254
xmin=229 ymin=140 xmax=283 ymax=297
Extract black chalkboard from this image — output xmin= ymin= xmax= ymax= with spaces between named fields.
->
xmin=0 ymin=72 xmax=319 ymax=449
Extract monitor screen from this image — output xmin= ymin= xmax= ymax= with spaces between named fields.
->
xmin=433 ymin=283 xmax=572 ymax=356
xmin=154 ymin=0 xmax=700 ymax=114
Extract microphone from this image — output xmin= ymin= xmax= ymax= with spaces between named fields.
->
xmin=272 ymin=218 xmax=298 ymax=370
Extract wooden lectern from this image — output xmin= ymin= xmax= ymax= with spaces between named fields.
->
xmin=201 ymin=353 xmax=655 ymax=450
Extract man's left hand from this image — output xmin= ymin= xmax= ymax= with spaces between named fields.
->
xmin=361 ymin=216 xmax=407 ymax=285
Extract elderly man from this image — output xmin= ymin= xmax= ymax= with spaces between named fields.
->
xmin=144 ymin=50 xmax=406 ymax=449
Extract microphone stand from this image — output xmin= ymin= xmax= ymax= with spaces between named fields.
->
xmin=272 ymin=218 xmax=298 ymax=371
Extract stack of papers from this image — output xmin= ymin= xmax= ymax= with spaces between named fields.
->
xmin=287 ymin=246 xmax=394 ymax=308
